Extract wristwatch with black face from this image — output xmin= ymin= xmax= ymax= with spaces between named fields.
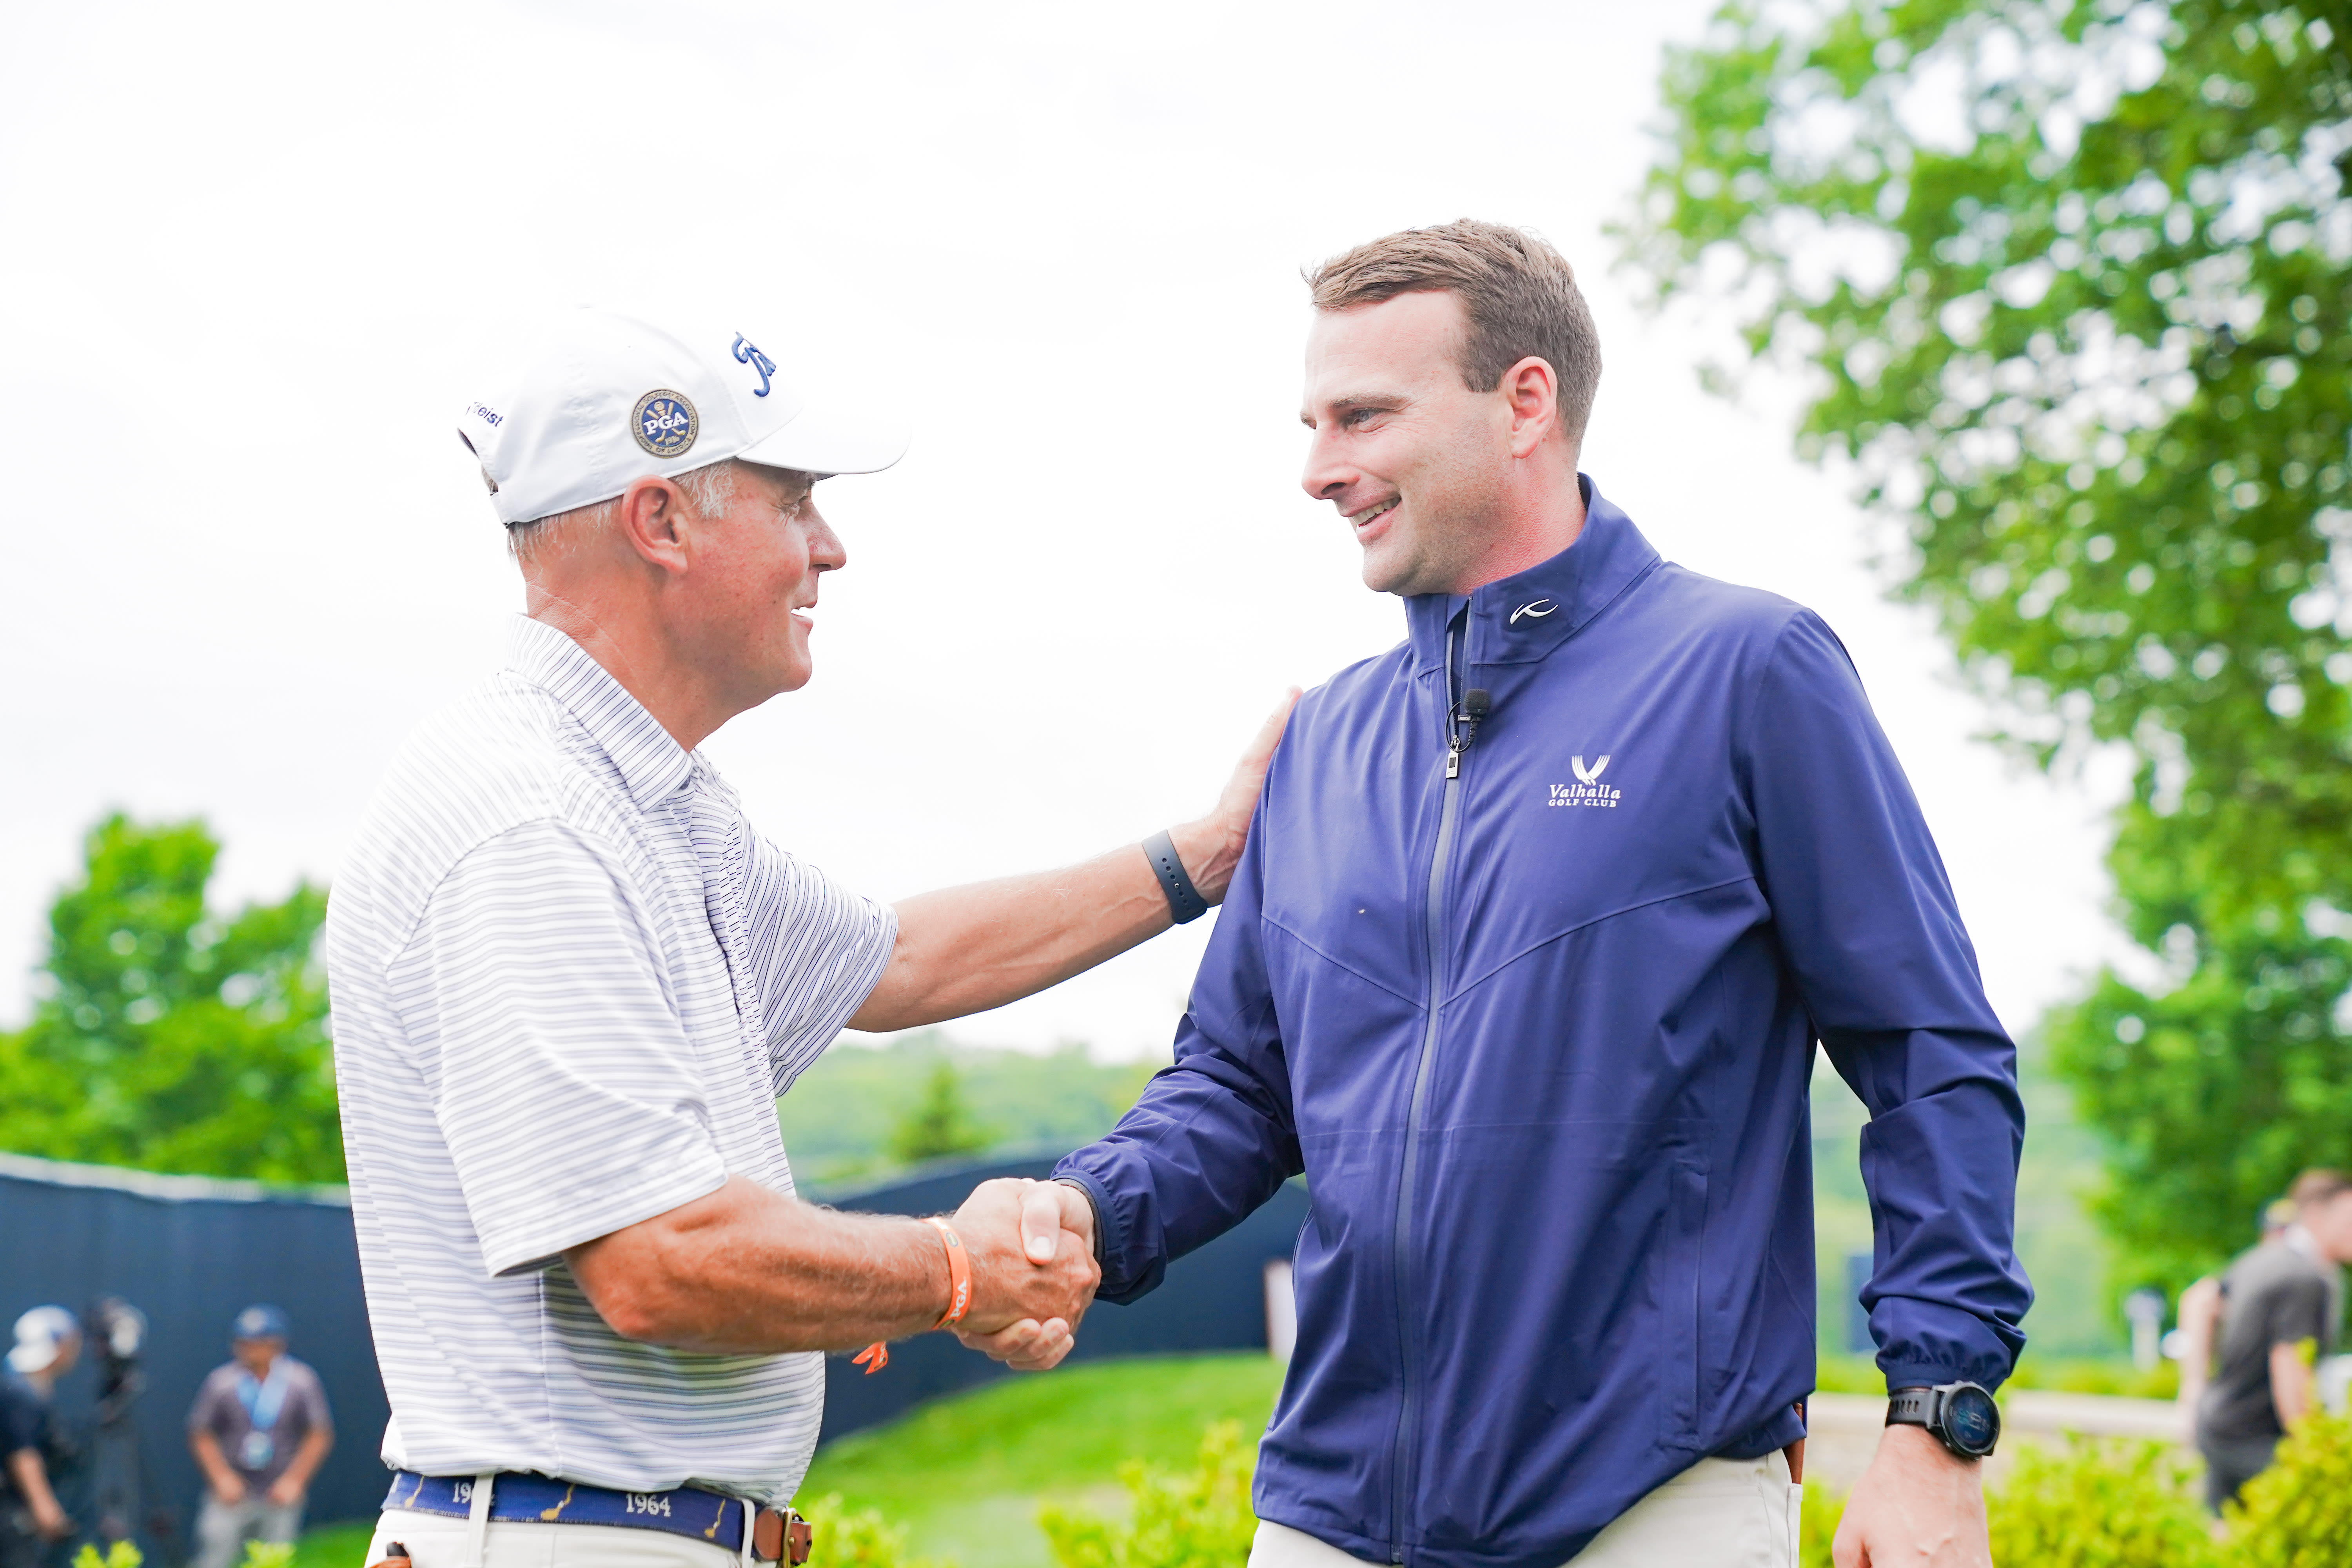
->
xmin=1885 ymin=1381 xmax=2001 ymax=1459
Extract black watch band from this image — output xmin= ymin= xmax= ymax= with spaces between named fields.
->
xmin=1885 ymin=1380 xmax=2000 ymax=1459
xmin=1886 ymin=1387 xmax=1936 ymax=1427
xmin=1144 ymin=830 xmax=1210 ymax=925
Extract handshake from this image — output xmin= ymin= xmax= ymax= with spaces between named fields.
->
xmin=936 ymin=1177 xmax=1102 ymax=1372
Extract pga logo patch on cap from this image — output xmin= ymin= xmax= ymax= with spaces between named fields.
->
xmin=459 ymin=309 xmax=907 ymax=527
xmin=631 ymin=390 xmax=699 ymax=459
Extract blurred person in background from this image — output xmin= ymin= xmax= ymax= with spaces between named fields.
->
xmin=2 ymin=1308 xmax=80 ymax=1568
xmin=2173 ymin=1196 xmax=2300 ymax=1416
xmin=2195 ymin=1169 xmax=2352 ymax=1510
xmin=187 ymin=1306 xmax=333 ymax=1568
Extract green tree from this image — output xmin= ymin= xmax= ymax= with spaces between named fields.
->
xmin=1622 ymin=0 xmax=2352 ymax=1292
xmin=0 ymin=814 xmax=340 ymax=1183
xmin=886 ymin=1059 xmax=996 ymax=1166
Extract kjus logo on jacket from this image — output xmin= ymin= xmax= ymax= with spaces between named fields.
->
xmin=1550 ymin=754 xmax=1620 ymax=808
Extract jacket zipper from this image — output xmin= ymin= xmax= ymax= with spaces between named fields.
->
xmin=1388 ymin=623 xmax=1469 ymax=1564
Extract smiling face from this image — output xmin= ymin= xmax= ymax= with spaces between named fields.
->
xmin=1300 ymin=290 xmax=1521 ymax=597
xmin=675 ymin=463 xmax=844 ymax=708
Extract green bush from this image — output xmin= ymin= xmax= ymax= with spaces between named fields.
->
xmin=1987 ymin=1439 xmax=2219 ymax=1568
xmin=1797 ymin=1479 xmax=1844 ymax=1568
xmin=1038 ymin=1421 xmax=1257 ymax=1568
xmin=2224 ymin=1411 xmax=2352 ymax=1568
xmin=73 ymin=1545 xmax=142 ymax=1568
xmin=802 ymin=1492 xmax=953 ymax=1568
xmin=2007 ymin=1356 xmax=2181 ymax=1402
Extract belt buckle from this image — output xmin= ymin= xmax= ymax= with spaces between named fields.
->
xmin=752 ymin=1506 xmax=811 ymax=1566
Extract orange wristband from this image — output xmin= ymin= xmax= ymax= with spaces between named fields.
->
xmin=927 ymin=1216 xmax=972 ymax=1330
xmin=855 ymin=1216 xmax=972 ymax=1374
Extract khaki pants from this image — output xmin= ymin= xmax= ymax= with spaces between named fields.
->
xmin=1247 ymin=1452 xmax=1802 ymax=1568
xmin=194 ymin=1495 xmax=304 ymax=1568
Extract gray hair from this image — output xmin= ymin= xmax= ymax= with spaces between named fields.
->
xmin=506 ymin=460 xmax=744 ymax=567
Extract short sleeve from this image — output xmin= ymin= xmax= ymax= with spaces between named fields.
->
xmin=2265 ymin=1274 xmax=2330 ymax=1350
xmin=399 ymin=820 xmax=729 ymax=1277
xmin=1 ymin=1384 xmax=40 ymax=1454
xmin=185 ymin=1371 xmax=230 ymax=1437
xmin=735 ymin=831 xmax=897 ymax=1096
xmin=290 ymin=1364 xmax=332 ymax=1434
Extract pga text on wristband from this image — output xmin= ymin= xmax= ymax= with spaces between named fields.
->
xmin=1144 ymin=830 xmax=1209 ymax=925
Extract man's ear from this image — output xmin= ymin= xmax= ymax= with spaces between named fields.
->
xmin=1499 ymin=356 xmax=1562 ymax=458
xmin=613 ymin=476 xmax=695 ymax=575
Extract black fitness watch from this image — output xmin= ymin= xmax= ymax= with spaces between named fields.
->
xmin=1886 ymin=1381 xmax=2001 ymax=1459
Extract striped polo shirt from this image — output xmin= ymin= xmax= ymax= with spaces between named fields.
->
xmin=325 ymin=615 xmax=896 ymax=1504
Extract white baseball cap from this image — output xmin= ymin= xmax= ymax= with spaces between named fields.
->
xmin=7 ymin=1306 xmax=78 ymax=1374
xmin=459 ymin=309 xmax=909 ymax=526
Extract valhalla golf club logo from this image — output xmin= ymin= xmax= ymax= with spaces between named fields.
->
xmin=1548 ymin=755 xmax=1621 ymax=808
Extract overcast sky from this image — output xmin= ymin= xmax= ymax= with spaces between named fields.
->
xmin=0 ymin=0 xmax=2130 ymax=1059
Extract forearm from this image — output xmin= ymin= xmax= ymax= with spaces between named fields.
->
xmin=191 ymin=1432 xmax=239 ymax=1494
xmin=1833 ymin=1043 xmax=2030 ymax=1388
xmin=6 ymin=1450 xmax=59 ymax=1519
xmin=281 ymin=1430 xmax=333 ymax=1491
xmin=1060 ymin=1026 xmax=1300 ymax=1303
xmin=568 ymin=1175 xmax=950 ymax=1354
xmin=850 ymin=819 xmax=1234 ymax=1033
xmin=2272 ymin=1343 xmax=2315 ymax=1426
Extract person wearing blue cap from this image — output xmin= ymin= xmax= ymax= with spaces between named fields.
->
xmin=186 ymin=1307 xmax=333 ymax=1568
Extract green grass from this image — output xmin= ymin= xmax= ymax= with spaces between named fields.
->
xmin=793 ymin=1354 xmax=1285 ymax=1568
xmin=294 ymin=1522 xmax=375 ymax=1568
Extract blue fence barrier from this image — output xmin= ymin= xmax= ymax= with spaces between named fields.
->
xmin=0 ymin=1154 xmax=385 ymax=1558
xmin=0 ymin=1148 xmax=1305 ymax=1548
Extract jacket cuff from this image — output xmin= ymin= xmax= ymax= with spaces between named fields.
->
xmin=1052 ymin=1163 xmax=1123 ymax=1284
xmin=1051 ymin=1176 xmax=1106 ymax=1268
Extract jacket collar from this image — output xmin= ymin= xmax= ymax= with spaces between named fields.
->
xmin=1402 ymin=476 xmax=1663 ymax=673
xmin=505 ymin=615 xmax=695 ymax=810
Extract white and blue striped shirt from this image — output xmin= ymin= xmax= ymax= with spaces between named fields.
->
xmin=325 ymin=615 xmax=896 ymax=1504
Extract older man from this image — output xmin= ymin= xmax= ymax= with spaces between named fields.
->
xmin=328 ymin=310 xmax=1286 ymax=1568
xmin=1024 ymin=222 xmax=2029 ymax=1568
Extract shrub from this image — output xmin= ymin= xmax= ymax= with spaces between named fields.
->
xmin=801 ymin=1493 xmax=951 ymax=1568
xmin=73 ymin=1545 xmax=141 ymax=1568
xmin=1797 ymin=1479 xmax=1843 ymax=1568
xmin=1986 ymin=1439 xmax=2219 ymax=1568
xmin=239 ymin=1547 xmax=294 ymax=1568
xmin=1039 ymin=1421 xmax=1257 ymax=1568
xmin=2224 ymin=1411 xmax=2352 ymax=1568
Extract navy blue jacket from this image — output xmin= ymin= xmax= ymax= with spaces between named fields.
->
xmin=1058 ymin=481 xmax=2031 ymax=1568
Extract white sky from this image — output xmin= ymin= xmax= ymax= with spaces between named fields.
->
xmin=0 ymin=0 xmax=2131 ymax=1059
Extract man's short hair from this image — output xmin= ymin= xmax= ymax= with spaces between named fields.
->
xmin=507 ymin=458 xmax=744 ymax=566
xmin=2289 ymin=1168 xmax=2352 ymax=1208
xmin=1306 ymin=219 xmax=1603 ymax=450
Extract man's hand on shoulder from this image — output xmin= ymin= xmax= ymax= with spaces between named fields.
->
xmin=1170 ymin=689 xmax=1300 ymax=903
xmin=951 ymin=1179 xmax=1098 ymax=1371
xmin=1833 ymin=1423 xmax=1989 ymax=1568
